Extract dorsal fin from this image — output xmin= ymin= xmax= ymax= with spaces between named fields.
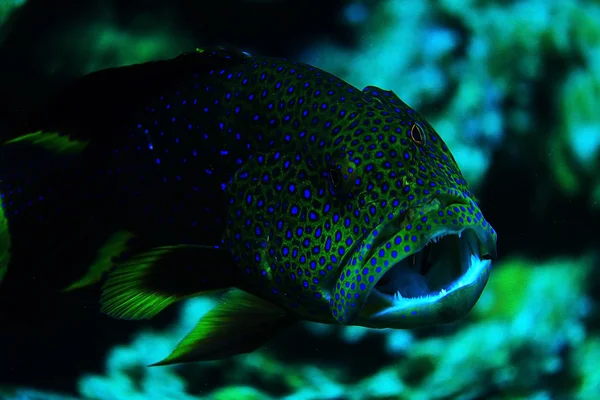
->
xmin=189 ymin=45 xmax=253 ymax=60
xmin=19 ymin=46 xmax=254 ymax=144
xmin=2 ymin=45 xmax=256 ymax=144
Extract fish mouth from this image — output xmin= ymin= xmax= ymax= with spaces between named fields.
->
xmin=374 ymin=229 xmax=486 ymax=298
xmin=355 ymin=206 xmax=496 ymax=328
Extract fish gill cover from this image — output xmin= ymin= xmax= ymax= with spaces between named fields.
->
xmin=0 ymin=0 xmax=599 ymax=399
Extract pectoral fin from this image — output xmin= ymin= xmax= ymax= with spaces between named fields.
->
xmin=63 ymin=230 xmax=135 ymax=292
xmin=101 ymin=244 xmax=237 ymax=320
xmin=151 ymin=289 xmax=296 ymax=366
xmin=5 ymin=130 xmax=89 ymax=155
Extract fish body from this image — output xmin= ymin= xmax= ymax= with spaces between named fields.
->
xmin=0 ymin=47 xmax=497 ymax=364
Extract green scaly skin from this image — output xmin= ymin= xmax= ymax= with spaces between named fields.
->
xmin=0 ymin=47 xmax=497 ymax=335
xmin=217 ymin=54 xmax=498 ymax=327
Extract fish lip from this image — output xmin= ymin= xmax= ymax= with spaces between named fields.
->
xmin=355 ymin=204 xmax=496 ymax=328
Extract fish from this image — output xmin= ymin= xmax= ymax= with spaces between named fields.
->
xmin=0 ymin=46 xmax=497 ymax=365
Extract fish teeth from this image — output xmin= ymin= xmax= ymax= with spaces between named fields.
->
xmin=430 ymin=234 xmax=444 ymax=245
xmin=421 ymin=231 xmax=464 ymax=252
xmin=428 ymin=231 xmax=463 ymax=246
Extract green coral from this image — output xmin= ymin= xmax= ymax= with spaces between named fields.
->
xmin=0 ymin=385 xmax=79 ymax=400
xmin=78 ymin=297 xmax=218 ymax=400
xmin=38 ymin=10 xmax=194 ymax=76
xmin=77 ymin=254 xmax=597 ymax=399
xmin=0 ymin=0 xmax=26 ymax=26
xmin=382 ymin=255 xmax=593 ymax=399
xmin=556 ymin=53 xmax=600 ymax=207
xmin=301 ymin=0 xmax=600 ymax=198
xmin=211 ymin=386 xmax=270 ymax=400
xmin=571 ymin=337 xmax=600 ymax=398
xmin=3 ymin=1 xmax=593 ymax=399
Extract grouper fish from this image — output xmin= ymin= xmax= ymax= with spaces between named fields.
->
xmin=0 ymin=46 xmax=497 ymax=365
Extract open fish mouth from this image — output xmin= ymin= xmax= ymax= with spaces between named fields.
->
xmin=353 ymin=207 xmax=496 ymax=328
xmin=373 ymin=229 xmax=488 ymax=300
xmin=364 ymin=227 xmax=493 ymax=327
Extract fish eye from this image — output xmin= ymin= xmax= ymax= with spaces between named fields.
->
xmin=410 ymin=123 xmax=426 ymax=145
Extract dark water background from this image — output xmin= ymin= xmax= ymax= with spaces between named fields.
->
xmin=1 ymin=0 xmax=599 ymax=399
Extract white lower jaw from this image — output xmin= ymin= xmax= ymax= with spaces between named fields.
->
xmin=358 ymin=254 xmax=492 ymax=328
xmin=378 ymin=253 xmax=489 ymax=309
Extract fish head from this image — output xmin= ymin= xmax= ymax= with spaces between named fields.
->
xmin=226 ymin=81 xmax=495 ymax=328
xmin=325 ymin=87 xmax=498 ymax=328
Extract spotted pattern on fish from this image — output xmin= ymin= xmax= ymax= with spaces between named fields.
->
xmin=163 ymin=51 xmax=497 ymax=324
xmin=0 ymin=47 xmax=496 ymax=330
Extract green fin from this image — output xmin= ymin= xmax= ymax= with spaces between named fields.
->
xmin=101 ymin=244 xmax=236 ymax=320
xmin=151 ymin=289 xmax=295 ymax=366
xmin=63 ymin=230 xmax=135 ymax=292
xmin=0 ymin=193 xmax=11 ymax=284
xmin=5 ymin=130 xmax=89 ymax=154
